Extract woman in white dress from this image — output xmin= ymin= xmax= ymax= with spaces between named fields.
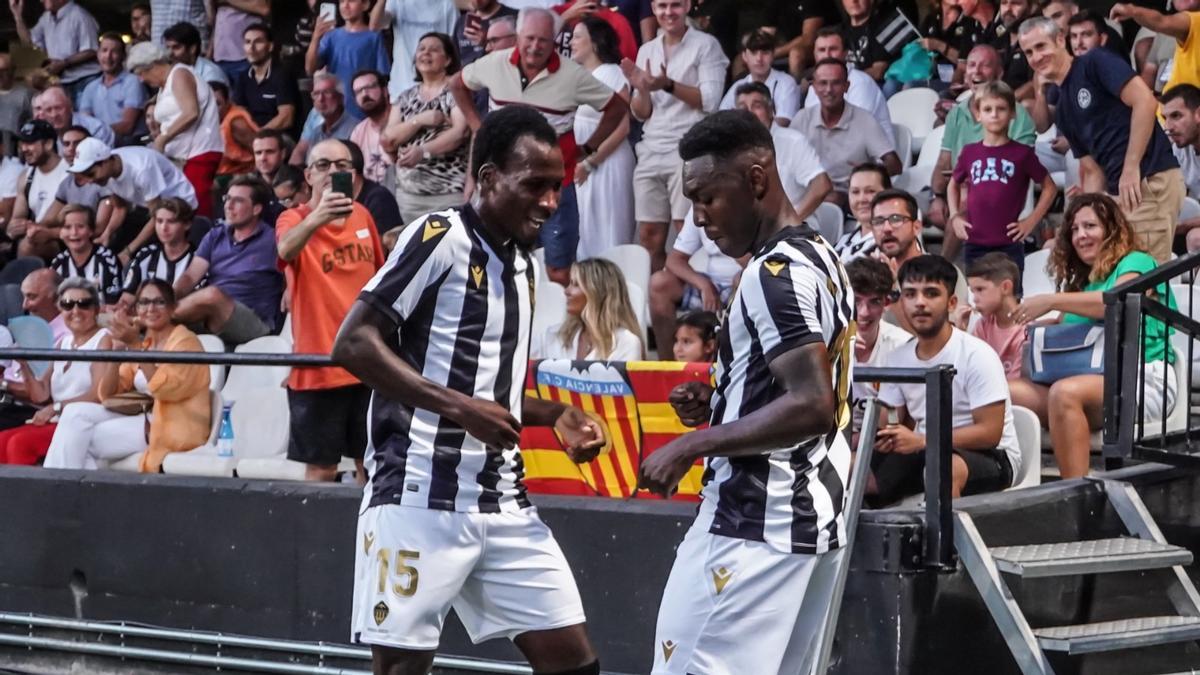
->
xmin=570 ymin=17 xmax=635 ymax=260
xmin=534 ymin=258 xmax=644 ymax=361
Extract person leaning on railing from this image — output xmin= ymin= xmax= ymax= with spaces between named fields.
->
xmin=41 ymin=279 xmax=211 ymax=473
xmin=0 ymin=278 xmax=112 ymax=466
xmin=1008 ymin=193 xmax=1177 ymax=479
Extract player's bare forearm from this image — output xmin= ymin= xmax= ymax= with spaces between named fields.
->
xmin=334 ymin=301 xmax=474 ymax=422
xmin=523 ymin=397 xmax=569 ymax=426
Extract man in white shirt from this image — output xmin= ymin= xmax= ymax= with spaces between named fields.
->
xmin=733 ymin=82 xmax=831 ymax=224
xmin=804 ymin=27 xmax=896 ymax=148
xmin=845 ymin=256 xmax=910 ymax=446
xmin=621 ymin=0 xmax=728 ymax=272
xmin=648 ymin=210 xmax=743 ymax=359
xmin=9 ymin=0 xmax=101 ymax=104
xmin=873 ymin=254 xmax=1019 ymax=507
xmin=719 ymin=29 xmax=800 ymax=125
xmin=65 ymin=138 xmax=198 ymax=261
xmin=8 ymin=120 xmax=68 ymax=259
xmin=370 ymin=0 xmax=458 ymax=102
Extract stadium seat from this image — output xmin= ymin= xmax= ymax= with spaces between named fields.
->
xmin=1022 ymin=250 xmax=1057 ymax=311
xmin=0 ymin=256 xmax=43 ymax=286
xmin=893 ymin=123 xmax=914 ymax=168
xmin=533 ymin=277 xmax=567 ymax=341
xmin=221 ymin=335 xmax=291 ymax=403
xmin=160 ymin=391 xmax=231 ymax=476
xmin=279 ymin=314 xmax=293 ymax=347
xmin=915 ymin=125 xmax=946 ymax=167
xmin=626 ymin=282 xmax=649 ymax=349
xmin=597 ymin=244 xmax=651 ymax=302
xmin=196 ymin=334 xmax=227 ymax=392
xmin=887 ymin=88 xmax=939 ymax=149
xmin=165 ymin=387 xmax=287 ymax=478
xmin=1180 ymin=197 xmax=1200 ymax=223
xmin=0 ymin=284 xmax=22 ymax=324
xmin=1010 ymin=406 xmax=1042 ymax=489
xmin=813 ymin=202 xmax=844 ymax=244
xmin=894 ymin=165 xmax=935 ymax=215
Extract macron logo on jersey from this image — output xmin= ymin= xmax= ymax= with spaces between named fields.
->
xmin=969 ymin=157 xmax=1016 ymax=185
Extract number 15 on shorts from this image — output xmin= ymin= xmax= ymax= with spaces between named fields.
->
xmin=377 ymin=548 xmax=420 ymax=597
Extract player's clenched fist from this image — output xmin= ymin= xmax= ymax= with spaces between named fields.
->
xmin=638 ymin=436 xmax=700 ymax=498
xmin=668 ymin=381 xmax=713 ymax=428
xmin=555 ymin=406 xmax=607 ymax=464
xmin=457 ymin=398 xmax=522 ymax=449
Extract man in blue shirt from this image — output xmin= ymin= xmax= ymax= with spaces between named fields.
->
xmin=79 ymin=32 xmax=146 ymax=146
xmin=1019 ymin=16 xmax=1184 ymax=262
xmin=288 ymin=73 xmax=361 ymax=166
xmin=304 ymin=0 xmax=389 ymax=119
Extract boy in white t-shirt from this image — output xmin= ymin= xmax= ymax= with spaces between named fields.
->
xmin=872 ymin=254 xmax=1020 ymax=507
xmin=845 ymin=257 xmax=910 ymax=447
xmin=648 ymin=209 xmax=745 ymax=358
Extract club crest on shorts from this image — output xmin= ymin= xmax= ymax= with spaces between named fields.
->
xmin=373 ymin=601 xmax=389 ymax=626
xmin=711 ymin=566 xmax=733 ymax=594
xmin=363 ymin=531 xmax=375 ymax=554
xmin=422 ymin=215 xmax=451 ymax=243
xmin=661 ymin=640 xmax=677 ymax=662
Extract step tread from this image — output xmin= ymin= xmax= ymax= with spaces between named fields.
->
xmin=990 ymin=537 xmax=1191 ymax=577
xmin=1035 ymin=616 xmax=1200 ymax=654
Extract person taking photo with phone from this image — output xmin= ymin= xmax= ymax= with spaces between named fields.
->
xmin=276 ymin=138 xmax=384 ymax=483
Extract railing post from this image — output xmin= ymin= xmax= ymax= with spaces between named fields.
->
xmin=1117 ymin=294 xmax=1145 ymax=461
xmin=924 ymin=364 xmax=955 ymax=569
xmin=1102 ymin=289 xmax=1124 ymax=461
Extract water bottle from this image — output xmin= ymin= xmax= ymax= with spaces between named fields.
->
xmin=217 ymin=404 xmax=234 ymax=458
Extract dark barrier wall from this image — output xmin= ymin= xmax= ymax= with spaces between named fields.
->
xmin=2 ymin=466 xmax=1200 ymax=673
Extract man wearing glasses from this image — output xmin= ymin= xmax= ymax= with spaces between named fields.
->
xmin=348 ymin=70 xmax=393 ymax=185
xmin=170 ymin=176 xmax=284 ymax=346
xmin=277 ymin=139 xmax=384 ymax=482
xmin=290 ymin=73 xmax=362 ymax=167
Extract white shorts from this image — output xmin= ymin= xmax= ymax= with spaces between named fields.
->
xmin=351 ymin=504 xmax=586 ymax=650
xmin=652 ymin=522 xmax=841 ymax=675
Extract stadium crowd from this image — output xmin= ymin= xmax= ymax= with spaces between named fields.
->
xmin=0 ymin=0 xmax=1196 ymax=504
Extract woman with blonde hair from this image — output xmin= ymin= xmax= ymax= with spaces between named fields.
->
xmin=534 ymin=258 xmax=644 ymax=361
xmin=1008 ymin=193 xmax=1176 ymax=479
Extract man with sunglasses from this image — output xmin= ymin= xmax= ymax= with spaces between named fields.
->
xmin=64 ymin=137 xmax=197 ymax=262
xmin=276 ymin=139 xmax=384 ymax=483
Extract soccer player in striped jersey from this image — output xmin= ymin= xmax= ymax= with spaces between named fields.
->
xmin=639 ymin=109 xmax=855 ymax=675
xmin=333 ymin=106 xmax=607 ymax=675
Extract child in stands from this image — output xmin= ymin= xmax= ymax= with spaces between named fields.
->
xmin=965 ymin=253 xmax=1026 ymax=380
xmin=948 ymin=80 xmax=1057 ymax=273
xmin=672 ymin=311 xmax=719 ymax=362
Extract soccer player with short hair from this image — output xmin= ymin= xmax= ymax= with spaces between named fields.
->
xmin=639 ymin=109 xmax=855 ymax=674
xmin=334 ymin=105 xmax=607 ymax=675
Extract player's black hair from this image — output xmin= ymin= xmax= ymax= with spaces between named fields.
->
xmin=897 ymin=254 xmax=959 ymax=294
xmin=1162 ymin=84 xmax=1200 ymax=110
xmin=340 ymin=139 xmax=366 ymax=174
xmin=734 ymin=80 xmax=773 ymax=104
xmin=870 ymin=188 xmax=919 ymax=221
xmin=471 ymin=105 xmax=558 ymax=180
xmin=163 ymin=22 xmax=201 ymax=51
xmin=678 ymin=109 xmax=773 ymax=164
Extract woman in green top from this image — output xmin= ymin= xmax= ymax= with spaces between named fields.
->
xmin=1008 ymin=194 xmax=1176 ymax=479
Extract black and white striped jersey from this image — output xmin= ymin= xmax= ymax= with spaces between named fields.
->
xmin=50 ymin=246 xmax=122 ymax=305
xmin=696 ymin=225 xmax=855 ymax=555
xmin=357 ymin=205 xmax=536 ymax=514
xmin=122 ymin=243 xmax=202 ymax=296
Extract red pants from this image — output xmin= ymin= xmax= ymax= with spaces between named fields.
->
xmin=183 ymin=151 xmax=223 ymax=218
xmin=0 ymin=422 xmax=57 ymax=465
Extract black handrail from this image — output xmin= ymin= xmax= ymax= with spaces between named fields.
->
xmin=0 ymin=348 xmax=959 ymax=569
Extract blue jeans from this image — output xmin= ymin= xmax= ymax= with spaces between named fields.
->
xmin=217 ymin=59 xmax=251 ymax=84
xmin=540 ymin=182 xmax=579 ymax=269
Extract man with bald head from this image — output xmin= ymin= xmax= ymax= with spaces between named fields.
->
xmin=449 ymin=6 xmax=626 ymax=284
xmin=33 ymin=86 xmax=113 ymax=147
xmin=276 ymin=138 xmax=384 ymax=482
xmin=0 ymin=269 xmax=67 ymax=430
xmin=929 ymin=44 xmax=1037 ymax=256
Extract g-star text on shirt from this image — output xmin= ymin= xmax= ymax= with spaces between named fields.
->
xmin=969 ymin=157 xmax=1016 ymax=185
xmin=1077 ymin=88 xmax=1092 ymax=109
xmin=321 ymin=242 xmax=377 ymax=273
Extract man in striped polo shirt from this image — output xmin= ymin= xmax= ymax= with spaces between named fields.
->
xmin=639 ymin=109 xmax=855 ymax=675
xmin=334 ymin=106 xmax=606 ymax=675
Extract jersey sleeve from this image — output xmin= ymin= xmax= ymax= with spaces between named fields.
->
xmin=359 ymin=212 xmax=461 ymax=326
xmin=99 ymin=250 xmax=123 ymax=304
xmin=743 ymin=255 xmax=828 ymax=363
xmin=122 ymin=249 xmax=146 ymax=296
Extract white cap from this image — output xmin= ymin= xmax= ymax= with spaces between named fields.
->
xmin=66 ymin=137 xmax=113 ymax=174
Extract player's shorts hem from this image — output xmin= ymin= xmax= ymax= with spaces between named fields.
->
xmin=352 ymin=632 xmax=439 ymax=651
xmin=468 ymin=612 xmax=588 ymax=645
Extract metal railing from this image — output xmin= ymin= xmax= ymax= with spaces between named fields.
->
xmin=1104 ymin=250 xmax=1200 ymax=466
xmin=0 ymin=347 xmax=960 ymax=568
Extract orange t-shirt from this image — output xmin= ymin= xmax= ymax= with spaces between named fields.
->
xmin=276 ymin=202 xmax=385 ymax=390
xmin=217 ymin=105 xmax=258 ymax=176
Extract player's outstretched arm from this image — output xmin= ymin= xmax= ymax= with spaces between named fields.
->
xmin=333 ymin=301 xmax=522 ymax=449
xmin=639 ymin=342 xmax=835 ymax=497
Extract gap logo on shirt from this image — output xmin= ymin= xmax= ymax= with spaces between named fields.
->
xmin=969 ymin=157 xmax=1016 ymax=185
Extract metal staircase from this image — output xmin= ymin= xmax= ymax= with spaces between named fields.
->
xmin=955 ymin=478 xmax=1200 ymax=674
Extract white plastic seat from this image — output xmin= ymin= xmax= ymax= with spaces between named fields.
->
xmin=626 ymin=282 xmax=649 ymax=350
xmin=1180 ymin=197 xmax=1200 ymax=223
xmin=1010 ymin=406 xmax=1042 ymax=489
xmin=166 ymin=387 xmax=289 ymax=477
xmin=813 ymin=202 xmax=844 ymax=244
xmin=915 ymin=125 xmax=946 ymax=167
xmin=893 ymin=122 xmax=914 ymax=167
xmin=597 ymin=244 xmax=651 ymax=302
xmin=894 ymin=165 xmax=935 ymax=215
xmin=279 ymin=313 xmax=294 ymax=346
xmin=1022 ymin=249 xmax=1057 ymax=312
xmin=886 ymin=88 xmax=939 ymax=149
xmin=161 ymin=390 xmax=235 ymax=476
xmin=196 ymin=334 xmax=227 ymax=392
xmin=532 ymin=279 xmax=566 ymax=345
xmin=221 ymin=335 xmax=292 ymax=404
